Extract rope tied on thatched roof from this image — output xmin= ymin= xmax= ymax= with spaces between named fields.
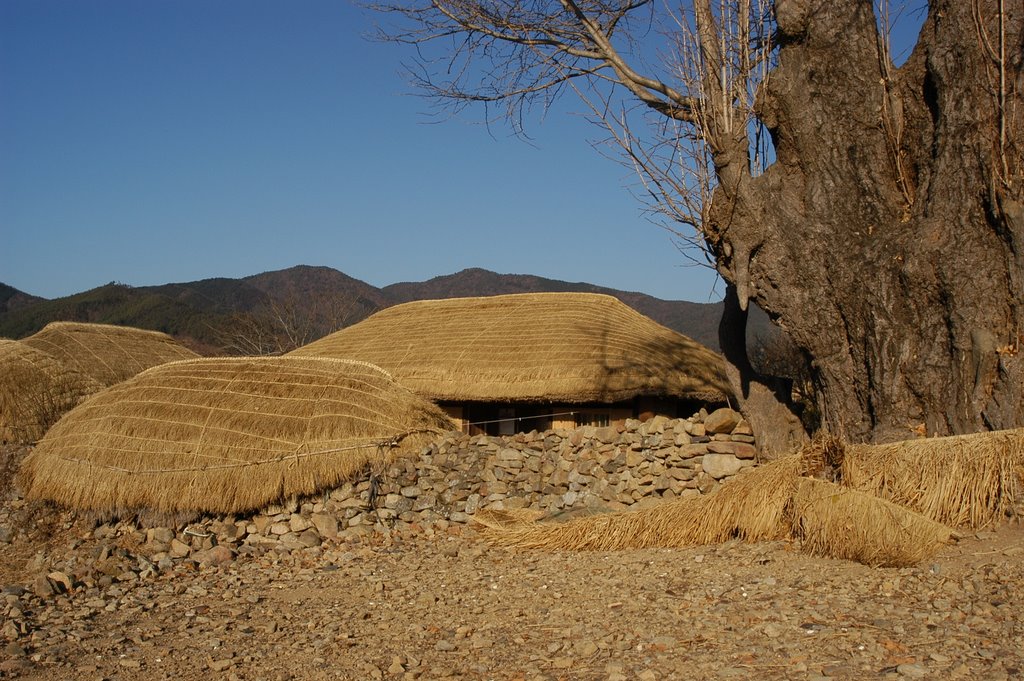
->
xmin=21 ymin=321 xmax=198 ymax=388
xmin=1 ymin=339 xmax=108 ymax=444
xmin=48 ymin=427 xmax=443 ymax=476
xmin=19 ymin=357 xmax=456 ymax=515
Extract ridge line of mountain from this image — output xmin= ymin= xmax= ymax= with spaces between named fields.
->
xmin=0 ymin=265 xmax=758 ymax=354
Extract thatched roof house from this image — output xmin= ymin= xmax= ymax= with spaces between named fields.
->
xmin=21 ymin=321 xmax=198 ymax=387
xmin=0 ymin=339 xmax=102 ymax=444
xmin=19 ymin=357 xmax=455 ymax=515
xmin=290 ymin=293 xmax=731 ymax=433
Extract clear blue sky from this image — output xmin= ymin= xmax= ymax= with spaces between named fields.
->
xmin=0 ymin=2 xmax=924 ymax=304
xmin=0 ymin=0 xmax=722 ymax=303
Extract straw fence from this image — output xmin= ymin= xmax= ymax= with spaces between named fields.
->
xmin=841 ymin=430 xmax=1024 ymax=528
xmin=290 ymin=292 xmax=730 ymax=403
xmin=19 ymin=357 xmax=455 ymax=515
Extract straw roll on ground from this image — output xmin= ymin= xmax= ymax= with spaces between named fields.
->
xmin=289 ymin=293 xmax=730 ymax=403
xmin=0 ymin=339 xmax=102 ymax=444
xmin=21 ymin=321 xmax=198 ymax=387
xmin=18 ymin=357 xmax=456 ymax=516
xmin=474 ymin=450 xmax=961 ymax=567
xmin=841 ymin=429 xmax=1024 ymax=529
xmin=474 ymin=456 xmax=804 ymax=551
xmin=791 ymin=478 xmax=956 ymax=567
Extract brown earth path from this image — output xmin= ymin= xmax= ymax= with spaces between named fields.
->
xmin=0 ymin=445 xmax=1022 ymax=681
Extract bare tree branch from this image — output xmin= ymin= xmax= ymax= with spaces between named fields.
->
xmin=373 ymin=0 xmax=773 ymax=266
xmin=371 ymin=0 xmax=703 ymax=130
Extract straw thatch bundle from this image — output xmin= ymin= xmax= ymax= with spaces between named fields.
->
xmin=792 ymin=478 xmax=956 ymax=567
xmin=840 ymin=429 xmax=1024 ymax=529
xmin=21 ymin=321 xmax=198 ymax=387
xmin=474 ymin=449 xmax=959 ymax=566
xmin=290 ymin=293 xmax=730 ymax=403
xmin=18 ymin=357 xmax=455 ymax=515
xmin=474 ymin=455 xmax=803 ymax=550
xmin=0 ymin=339 xmax=102 ymax=444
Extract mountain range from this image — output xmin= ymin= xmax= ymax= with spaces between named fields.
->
xmin=0 ymin=265 xmax=770 ymax=354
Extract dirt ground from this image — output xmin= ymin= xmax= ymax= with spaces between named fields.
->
xmin=1 ymin=445 xmax=1022 ymax=681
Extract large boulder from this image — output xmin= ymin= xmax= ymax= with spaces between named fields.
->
xmin=701 ymin=453 xmax=743 ymax=479
xmin=704 ymin=408 xmax=743 ymax=434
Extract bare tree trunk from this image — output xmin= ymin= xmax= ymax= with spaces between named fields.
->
xmin=719 ymin=283 xmax=807 ymax=455
xmin=713 ymin=0 xmax=1023 ymax=443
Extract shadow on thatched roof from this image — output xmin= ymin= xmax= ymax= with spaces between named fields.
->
xmin=290 ymin=292 xmax=731 ymax=403
xmin=21 ymin=321 xmax=198 ymax=388
xmin=0 ymin=339 xmax=102 ymax=444
xmin=18 ymin=357 xmax=456 ymax=516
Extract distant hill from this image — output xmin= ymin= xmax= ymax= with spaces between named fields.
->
xmin=244 ymin=266 xmax=390 ymax=320
xmin=0 ymin=265 xmax=768 ymax=353
xmin=0 ymin=281 xmax=250 ymax=353
xmin=0 ymin=283 xmax=44 ymax=316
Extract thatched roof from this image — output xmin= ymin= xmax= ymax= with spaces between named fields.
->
xmin=18 ymin=357 xmax=456 ymax=515
xmin=0 ymin=339 xmax=102 ymax=444
xmin=290 ymin=293 xmax=730 ymax=403
xmin=21 ymin=321 xmax=198 ymax=387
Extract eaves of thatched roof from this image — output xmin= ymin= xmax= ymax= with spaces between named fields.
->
xmin=290 ymin=292 xmax=731 ymax=404
xmin=21 ymin=321 xmax=198 ymax=387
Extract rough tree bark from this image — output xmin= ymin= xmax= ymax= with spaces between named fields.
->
xmin=711 ymin=0 xmax=1023 ymax=443
xmin=719 ymin=283 xmax=807 ymax=454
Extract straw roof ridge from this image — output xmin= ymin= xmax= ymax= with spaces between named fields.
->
xmin=33 ymin=320 xmax=185 ymax=340
xmin=290 ymin=292 xmax=731 ymax=403
xmin=389 ymin=291 xmax=624 ymax=308
xmin=137 ymin=355 xmax=397 ymax=382
xmin=18 ymin=355 xmax=455 ymax=515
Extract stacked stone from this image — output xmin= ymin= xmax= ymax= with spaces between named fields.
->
xmin=399 ymin=406 xmax=758 ymax=519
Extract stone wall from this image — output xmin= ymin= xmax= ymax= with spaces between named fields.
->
xmin=229 ymin=407 xmax=759 ymax=550
xmin=392 ymin=407 xmax=756 ymax=516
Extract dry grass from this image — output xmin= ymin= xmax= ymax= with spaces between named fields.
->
xmin=290 ymin=292 xmax=730 ymax=403
xmin=792 ymin=477 xmax=956 ymax=567
xmin=474 ymin=456 xmax=802 ymax=550
xmin=21 ymin=321 xmax=198 ymax=387
xmin=18 ymin=357 xmax=455 ymax=516
xmin=0 ymin=339 xmax=102 ymax=444
xmin=840 ymin=429 xmax=1024 ymax=529
xmin=474 ymin=430 xmax=1024 ymax=565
